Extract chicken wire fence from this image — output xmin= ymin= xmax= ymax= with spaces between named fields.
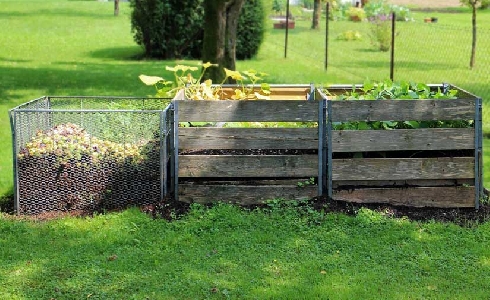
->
xmin=9 ymin=96 xmax=173 ymax=215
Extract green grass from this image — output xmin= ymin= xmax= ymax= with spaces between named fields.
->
xmin=1 ymin=204 xmax=490 ymax=299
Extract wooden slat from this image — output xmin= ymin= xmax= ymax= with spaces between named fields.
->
xmin=332 ymin=186 xmax=475 ymax=208
xmin=179 ymin=184 xmax=317 ymax=205
xmin=330 ymin=99 xmax=476 ymax=122
xmin=333 ymin=179 xmax=474 ymax=188
xmin=179 ymin=127 xmax=318 ymax=150
xmin=331 ymin=128 xmax=475 ymax=152
xmin=178 ymin=155 xmax=318 ymax=177
xmin=332 ymin=157 xmax=474 ymax=181
xmin=177 ymin=100 xmax=318 ymax=122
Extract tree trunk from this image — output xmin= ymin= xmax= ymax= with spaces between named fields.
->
xmin=470 ymin=1 xmax=477 ymax=69
xmin=114 ymin=0 xmax=119 ymax=16
xmin=311 ymin=0 xmax=321 ymax=29
xmin=202 ymin=0 xmax=245 ymax=83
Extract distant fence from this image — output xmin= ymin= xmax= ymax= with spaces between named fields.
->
xmin=266 ymin=9 xmax=490 ymax=133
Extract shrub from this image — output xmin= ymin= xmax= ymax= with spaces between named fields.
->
xmin=130 ymin=0 xmax=204 ymax=59
xmin=369 ymin=14 xmax=392 ymax=51
xmin=130 ymin=0 xmax=265 ymax=61
xmin=236 ymin=0 xmax=266 ymax=60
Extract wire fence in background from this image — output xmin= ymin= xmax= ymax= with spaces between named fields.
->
xmin=266 ymin=11 xmax=490 ymax=134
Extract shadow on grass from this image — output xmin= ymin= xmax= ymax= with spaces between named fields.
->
xmin=0 ymin=187 xmax=14 ymax=214
xmin=0 ymin=61 xmax=169 ymax=100
xmin=89 ymin=46 xmax=146 ymax=61
xmin=0 ymin=8 xmax=118 ymax=20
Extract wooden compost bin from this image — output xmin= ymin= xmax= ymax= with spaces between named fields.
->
xmin=174 ymin=85 xmax=320 ymax=204
xmin=171 ymin=84 xmax=483 ymax=208
xmin=320 ymin=85 xmax=483 ymax=208
xmin=175 ymin=99 xmax=320 ymax=204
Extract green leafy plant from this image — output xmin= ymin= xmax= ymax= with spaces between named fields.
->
xmin=323 ymin=79 xmax=472 ymax=130
xmin=139 ymin=62 xmax=271 ymax=100
xmin=297 ymin=177 xmax=315 ymax=188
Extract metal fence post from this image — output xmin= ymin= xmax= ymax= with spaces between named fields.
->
xmin=172 ymin=101 xmax=179 ymax=201
xmin=318 ymin=98 xmax=326 ymax=195
xmin=325 ymin=1 xmax=330 ymax=71
xmin=326 ymin=99 xmax=333 ymax=199
xmin=160 ymin=109 xmax=166 ymax=200
xmin=9 ymin=109 xmax=19 ymax=213
xmin=475 ymin=97 xmax=483 ymax=209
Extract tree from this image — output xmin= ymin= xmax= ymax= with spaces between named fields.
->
xmin=311 ymin=0 xmax=321 ymax=29
xmin=460 ymin=0 xmax=489 ymax=68
xmin=202 ymin=0 xmax=245 ymax=83
xmin=114 ymin=0 xmax=119 ymax=16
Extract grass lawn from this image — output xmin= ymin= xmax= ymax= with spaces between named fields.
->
xmin=1 ymin=204 xmax=490 ymax=299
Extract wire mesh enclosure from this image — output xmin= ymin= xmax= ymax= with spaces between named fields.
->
xmin=9 ymin=96 xmax=174 ymax=215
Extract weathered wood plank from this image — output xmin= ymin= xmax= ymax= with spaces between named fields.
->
xmin=181 ymin=179 xmax=315 ymax=186
xmin=179 ymin=127 xmax=318 ymax=150
xmin=178 ymin=184 xmax=317 ymax=205
xmin=177 ymin=100 xmax=319 ymax=122
xmin=331 ymin=128 xmax=474 ymax=152
xmin=332 ymin=157 xmax=474 ymax=181
xmin=330 ymin=99 xmax=476 ymax=122
xmin=179 ymin=155 xmax=318 ymax=177
xmin=332 ymin=179 xmax=474 ymax=188
xmin=332 ymin=186 xmax=475 ymax=208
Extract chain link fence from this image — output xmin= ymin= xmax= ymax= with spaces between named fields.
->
xmin=266 ymin=12 xmax=490 ymax=135
xmin=9 ymin=97 xmax=173 ymax=215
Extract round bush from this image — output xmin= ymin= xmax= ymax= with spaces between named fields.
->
xmin=130 ymin=0 xmax=204 ymax=59
xmin=236 ymin=0 xmax=265 ymax=60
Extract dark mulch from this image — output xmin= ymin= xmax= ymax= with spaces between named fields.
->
xmin=3 ymin=192 xmax=490 ymax=227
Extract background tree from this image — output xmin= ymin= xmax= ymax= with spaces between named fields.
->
xmin=201 ymin=0 xmax=245 ymax=83
xmin=311 ymin=0 xmax=321 ymax=29
xmin=460 ymin=0 xmax=489 ymax=68
xmin=114 ymin=0 xmax=119 ymax=16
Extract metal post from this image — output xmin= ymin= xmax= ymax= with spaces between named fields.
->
xmin=9 ymin=110 xmax=19 ymax=213
xmin=474 ymin=97 xmax=483 ymax=209
xmin=317 ymin=99 xmax=325 ymax=196
xmin=159 ymin=109 xmax=166 ymax=200
xmin=325 ymin=2 xmax=330 ymax=71
xmin=308 ymin=83 xmax=315 ymax=101
xmin=284 ymin=0 xmax=290 ymax=58
xmin=172 ymin=101 xmax=179 ymax=201
xmin=326 ymin=100 xmax=333 ymax=199
xmin=390 ymin=12 xmax=395 ymax=81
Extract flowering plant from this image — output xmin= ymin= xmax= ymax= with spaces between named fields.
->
xmin=368 ymin=14 xmax=392 ymax=52
xmin=139 ymin=62 xmax=270 ymax=100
